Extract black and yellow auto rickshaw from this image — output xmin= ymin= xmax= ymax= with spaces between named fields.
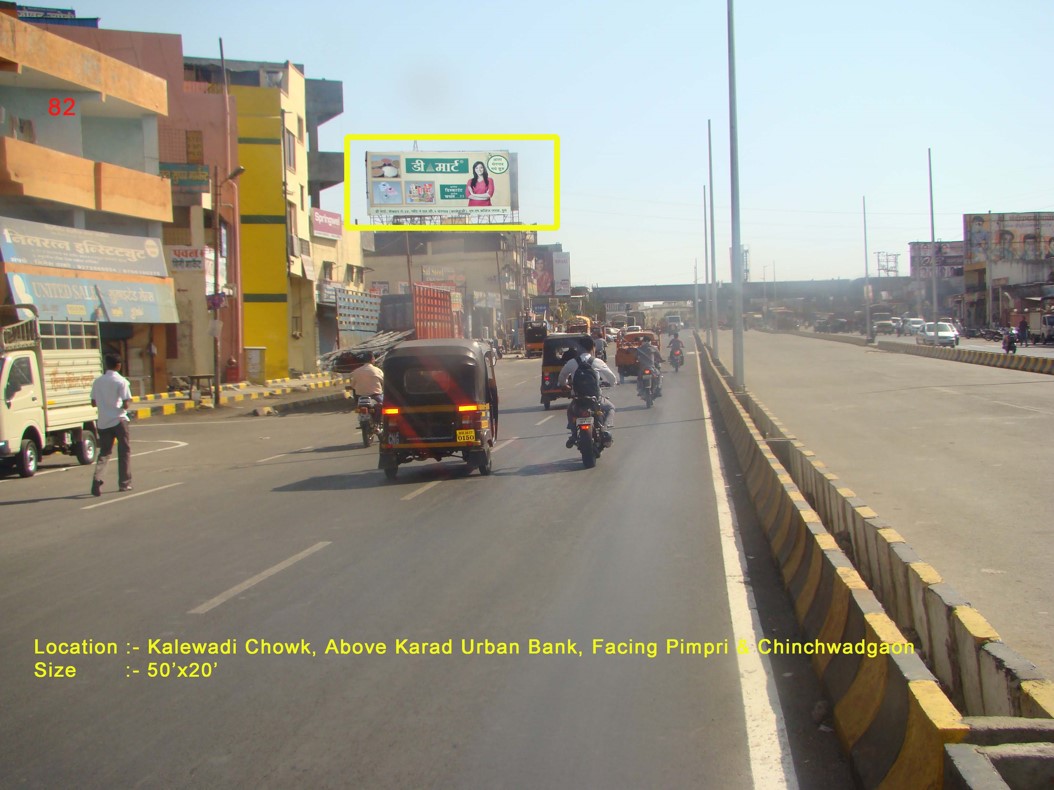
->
xmin=378 ymin=339 xmax=498 ymax=480
xmin=524 ymin=321 xmax=548 ymax=358
xmin=540 ymin=333 xmax=590 ymax=410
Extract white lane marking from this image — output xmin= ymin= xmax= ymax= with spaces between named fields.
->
xmin=396 ymin=440 xmax=516 ymax=501
xmin=402 ymin=480 xmax=441 ymax=501
xmin=133 ymin=440 xmax=189 ymax=458
xmin=189 ymin=541 xmax=331 ymax=614
xmin=257 ymin=445 xmax=313 ymax=463
xmin=990 ymin=399 xmax=1052 ymax=415
xmin=535 ymin=415 xmax=555 ymax=426
xmin=696 ymin=354 xmax=799 ymax=789
xmin=4 ymin=441 xmax=188 ymax=482
xmin=81 ymin=482 xmax=184 ymax=510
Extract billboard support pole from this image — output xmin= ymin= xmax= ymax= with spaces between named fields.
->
xmin=405 ymin=232 xmax=413 ymax=293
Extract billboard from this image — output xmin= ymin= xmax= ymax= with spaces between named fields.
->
xmin=552 ymin=251 xmax=571 ymax=297
xmin=908 ymin=241 xmax=964 ymax=279
xmin=311 ymin=208 xmax=342 ymax=240
xmin=964 ymin=212 xmax=1054 ymax=267
xmin=366 ymin=150 xmax=514 ymax=222
xmin=527 ymin=244 xmax=558 ymax=296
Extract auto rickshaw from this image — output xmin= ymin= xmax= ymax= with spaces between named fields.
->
xmin=377 ymin=339 xmax=498 ymax=480
xmin=540 ymin=333 xmax=590 ymax=410
xmin=614 ymin=330 xmax=660 ymax=383
xmin=524 ymin=321 xmax=548 ymax=358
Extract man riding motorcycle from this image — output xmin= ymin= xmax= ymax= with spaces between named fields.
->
xmin=558 ymin=336 xmax=616 ymax=448
xmin=348 ymin=351 xmax=384 ymax=417
xmin=668 ymin=332 xmax=685 ymax=370
xmin=635 ymin=336 xmax=664 ymax=397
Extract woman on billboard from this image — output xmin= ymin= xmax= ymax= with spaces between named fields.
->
xmin=466 ymin=161 xmax=495 ymax=206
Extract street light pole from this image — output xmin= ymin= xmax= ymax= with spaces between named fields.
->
xmin=928 ymin=148 xmax=938 ymax=323
xmin=212 ymin=165 xmax=245 ymax=407
xmin=727 ymin=0 xmax=744 ymax=390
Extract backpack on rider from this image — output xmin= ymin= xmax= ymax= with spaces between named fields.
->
xmin=571 ymin=354 xmax=601 ymax=399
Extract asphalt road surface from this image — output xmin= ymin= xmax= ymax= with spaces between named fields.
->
xmin=0 ymin=349 xmax=853 ymax=789
xmin=736 ymin=330 xmax=1054 ymax=678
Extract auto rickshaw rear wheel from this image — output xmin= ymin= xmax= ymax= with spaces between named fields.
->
xmin=543 ymin=398 xmax=551 ymax=410
xmin=478 ymin=448 xmax=493 ymax=476
xmin=383 ymin=465 xmax=398 ymax=480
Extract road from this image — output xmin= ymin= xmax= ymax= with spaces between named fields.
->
xmin=0 ymin=350 xmax=853 ymax=789
xmin=737 ymin=330 xmax=1054 ymax=678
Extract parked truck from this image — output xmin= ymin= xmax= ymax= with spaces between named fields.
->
xmin=377 ymin=284 xmax=463 ymax=340
xmin=0 ymin=304 xmax=101 ymax=477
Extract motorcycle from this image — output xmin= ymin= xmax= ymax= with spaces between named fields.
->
xmin=638 ymin=367 xmax=661 ymax=408
xmin=567 ymin=391 xmax=610 ymax=469
xmin=670 ymin=348 xmax=684 ymax=372
xmin=1002 ymin=331 xmax=1017 ymax=355
xmin=356 ymin=395 xmax=383 ymax=447
xmin=981 ymin=327 xmax=1004 ymax=342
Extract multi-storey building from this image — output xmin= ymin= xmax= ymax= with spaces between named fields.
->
xmin=0 ymin=11 xmax=177 ymax=395
xmin=185 ymin=58 xmax=346 ymax=379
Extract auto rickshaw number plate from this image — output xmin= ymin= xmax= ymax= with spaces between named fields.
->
xmin=456 ymin=429 xmax=476 ymax=442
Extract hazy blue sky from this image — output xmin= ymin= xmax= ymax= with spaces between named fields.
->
xmin=79 ymin=1 xmax=1054 ymax=287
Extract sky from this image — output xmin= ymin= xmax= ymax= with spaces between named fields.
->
xmin=75 ymin=0 xmax=1054 ymax=287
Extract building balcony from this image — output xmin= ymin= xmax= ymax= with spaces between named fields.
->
xmin=308 ymin=150 xmax=344 ymax=193
xmin=0 ymin=136 xmax=171 ymax=221
xmin=306 ymin=79 xmax=343 ymax=127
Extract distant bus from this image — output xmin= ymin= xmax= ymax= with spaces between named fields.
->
xmin=565 ymin=315 xmax=592 ymax=335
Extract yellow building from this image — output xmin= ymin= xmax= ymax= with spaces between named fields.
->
xmin=184 ymin=58 xmax=321 ymax=379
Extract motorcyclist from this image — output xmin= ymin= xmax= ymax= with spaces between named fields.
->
xmin=348 ymin=351 xmax=384 ymax=418
xmin=635 ymin=336 xmax=664 ymax=397
xmin=558 ymin=336 xmax=616 ymax=448
xmin=592 ymin=330 xmax=608 ymax=362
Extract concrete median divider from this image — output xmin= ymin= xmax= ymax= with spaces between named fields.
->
xmin=697 ymin=335 xmax=1054 ymax=788
xmin=874 ymin=340 xmax=1054 ymax=375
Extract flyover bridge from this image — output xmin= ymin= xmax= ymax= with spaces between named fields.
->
xmin=592 ymin=279 xmax=880 ymax=307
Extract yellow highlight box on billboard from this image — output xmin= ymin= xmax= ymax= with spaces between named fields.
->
xmin=344 ymin=133 xmax=559 ymax=232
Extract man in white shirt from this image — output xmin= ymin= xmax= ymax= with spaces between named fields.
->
xmin=348 ymin=352 xmax=385 ymax=418
xmin=90 ymin=353 xmax=133 ymax=496
xmin=558 ymin=336 xmax=616 ymax=448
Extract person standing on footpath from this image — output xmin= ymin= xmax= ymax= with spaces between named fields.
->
xmin=1018 ymin=317 xmax=1030 ymax=347
xmin=90 ymin=353 xmax=133 ymax=495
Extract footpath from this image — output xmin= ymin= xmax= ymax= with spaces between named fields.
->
xmin=128 ymin=373 xmax=352 ymax=421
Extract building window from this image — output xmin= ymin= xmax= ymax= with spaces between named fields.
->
xmin=297 ymin=115 xmax=304 ymax=142
xmin=300 ymin=185 xmax=305 ymax=211
xmin=284 ymin=129 xmax=296 ymax=171
xmin=321 ymin=262 xmax=335 ymax=281
xmin=286 ymin=202 xmax=298 ymax=256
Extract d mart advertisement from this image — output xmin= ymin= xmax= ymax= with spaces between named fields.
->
xmin=367 ymin=151 xmax=513 ymax=220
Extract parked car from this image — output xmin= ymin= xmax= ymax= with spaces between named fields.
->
xmin=916 ymin=322 xmax=959 ymax=347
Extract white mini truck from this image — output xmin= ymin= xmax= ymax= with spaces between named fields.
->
xmin=0 ymin=304 xmax=102 ymax=477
